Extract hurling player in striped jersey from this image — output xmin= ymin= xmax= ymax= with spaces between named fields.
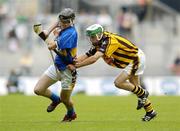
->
xmin=73 ymin=24 xmax=157 ymax=121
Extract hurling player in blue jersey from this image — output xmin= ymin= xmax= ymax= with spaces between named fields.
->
xmin=34 ymin=8 xmax=78 ymax=122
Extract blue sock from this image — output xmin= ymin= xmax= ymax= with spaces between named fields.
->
xmin=67 ymin=108 xmax=75 ymax=117
xmin=50 ymin=93 xmax=60 ymax=103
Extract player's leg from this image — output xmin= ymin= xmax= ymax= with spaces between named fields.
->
xmin=129 ymin=75 xmax=149 ymax=110
xmin=34 ymin=65 xmax=61 ymax=112
xmin=130 ymin=75 xmax=157 ymax=121
xmin=114 ymin=71 xmax=147 ymax=99
xmin=114 ymin=58 xmax=145 ymax=92
xmin=61 ymin=90 xmax=77 ymax=122
xmin=34 ymin=74 xmax=56 ymax=98
xmin=127 ymin=49 xmax=149 ymax=110
xmin=60 ymin=69 xmax=77 ymax=122
xmin=114 ymin=70 xmax=135 ymax=91
xmin=114 ymin=71 xmax=149 ymax=109
xmin=114 ymin=73 xmax=156 ymax=121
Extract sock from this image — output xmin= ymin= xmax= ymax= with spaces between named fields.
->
xmin=50 ymin=93 xmax=61 ymax=103
xmin=67 ymin=108 xmax=75 ymax=117
xmin=132 ymin=86 xmax=145 ymax=98
xmin=144 ymin=99 xmax=153 ymax=113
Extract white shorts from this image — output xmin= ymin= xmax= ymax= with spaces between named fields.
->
xmin=44 ymin=65 xmax=77 ymax=90
xmin=123 ymin=49 xmax=146 ymax=76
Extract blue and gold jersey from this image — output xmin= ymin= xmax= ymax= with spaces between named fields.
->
xmin=55 ymin=26 xmax=78 ymax=70
xmin=86 ymin=31 xmax=139 ymax=69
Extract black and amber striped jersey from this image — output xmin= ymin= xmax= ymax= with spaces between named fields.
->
xmin=86 ymin=31 xmax=139 ymax=69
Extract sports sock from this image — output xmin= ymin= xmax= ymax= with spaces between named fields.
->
xmin=132 ymin=86 xmax=145 ymax=98
xmin=67 ymin=108 xmax=75 ymax=117
xmin=144 ymin=99 xmax=153 ymax=113
xmin=50 ymin=93 xmax=61 ymax=103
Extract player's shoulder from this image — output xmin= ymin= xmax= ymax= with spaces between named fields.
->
xmin=60 ymin=26 xmax=77 ymax=40
xmin=66 ymin=26 xmax=77 ymax=33
xmin=63 ymin=26 xmax=77 ymax=36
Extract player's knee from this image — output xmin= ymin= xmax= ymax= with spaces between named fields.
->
xmin=34 ymin=87 xmax=42 ymax=95
xmin=114 ymin=79 xmax=119 ymax=87
xmin=114 ymin=80 xmax=123 ymax=89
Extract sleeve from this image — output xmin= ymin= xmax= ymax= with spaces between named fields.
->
xmin=56 ymin=48 xmax=74 ymax=64
xmin=57 ymin=31 xmax=77 ymax=49
xmin=98 ymin=39 xmax=109 ymax=53
xmin=64 ymin=48 xmax=74 ymax=64
xmin=85 ymin=46 xmax=97 ymax=57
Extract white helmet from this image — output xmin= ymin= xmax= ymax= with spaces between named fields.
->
xmin=86 ymin=24 xmax=104 ymax=40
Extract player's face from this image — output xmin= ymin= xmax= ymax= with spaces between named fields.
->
xmin=90 ymin=35 xmax=98 ymax=43
xmin=89 ymin=35 xmax=99 ymax=45
xmin=58 ymin=20 xmax=64 ymax=29
xmin=58 ymin=20 xmax=70 ymax=29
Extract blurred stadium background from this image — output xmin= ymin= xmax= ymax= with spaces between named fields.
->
xmin=0 ymin=0 xmax=180 ymax=130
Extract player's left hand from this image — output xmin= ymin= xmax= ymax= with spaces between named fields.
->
xmin=53 ymin=28 xmax=61 ymax=37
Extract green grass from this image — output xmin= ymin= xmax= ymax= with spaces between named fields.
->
xmin=0 ymin=94 xmax=180 ymax=131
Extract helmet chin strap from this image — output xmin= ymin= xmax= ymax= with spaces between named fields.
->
xmin=69 ymin=19 xmax=72 ymax=24
xmin=91 ymin=34 xmax=103 ymax=46
xmin=96 ymin=33 xmax=103 ymax=41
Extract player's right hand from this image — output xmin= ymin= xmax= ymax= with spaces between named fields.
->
xmin=47 ymin=40 xmax=57 ymax=50
xmin=67 ymin=64 xmax=76 ymax=71
xmin=53 ymin=28 xmax=61 ymax=37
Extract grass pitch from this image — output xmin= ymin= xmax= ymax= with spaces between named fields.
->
xmin=0 ymin=94 xmax=180 ymax=131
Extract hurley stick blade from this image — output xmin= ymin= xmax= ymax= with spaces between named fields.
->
xmin=33 ymin=23 xmax=42 ymax=34
xmin=33 ymin=23 xmax=47 ymax=41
